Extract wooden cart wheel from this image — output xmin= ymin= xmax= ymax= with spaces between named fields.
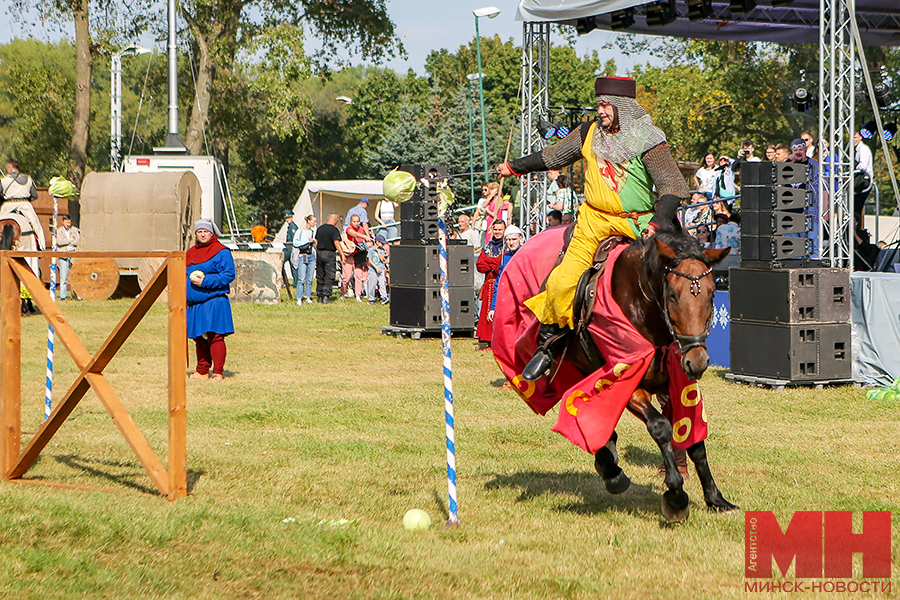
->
xmin=68 ymin=257 xmax=120 ymax=301
xmin=137 ymin=257 xmax=168 ymax=303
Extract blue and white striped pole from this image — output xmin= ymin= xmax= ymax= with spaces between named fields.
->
xmin=45 ymin=196 xmax=59 ymax=420
xmin=437 ymin=214 xmax=459 ymax=527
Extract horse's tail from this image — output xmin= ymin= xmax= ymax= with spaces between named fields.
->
xmin=0 ymin=223 xmax=14 ymax=250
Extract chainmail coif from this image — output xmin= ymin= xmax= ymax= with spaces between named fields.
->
xmin=591 ymin=95 xmax=666 ymax=166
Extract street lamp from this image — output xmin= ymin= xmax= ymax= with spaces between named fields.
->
xmin=474 ymin=6 xmax=500 ymax=184
xmin=336 ymin=96 xmax=353 ymax=104
xmin=466 ymin=73 xmax=483 ymax=204
xmin=110 ymin=44 xmax=151 ymax=171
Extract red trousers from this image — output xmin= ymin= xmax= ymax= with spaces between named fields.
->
xmin=194 ymin=333 xmax=227 ymax=375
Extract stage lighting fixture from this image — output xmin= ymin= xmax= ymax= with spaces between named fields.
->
xmin=873 ymin=81 xmax=896 ymax=108
xmin=537 ymin=118 xmax=554 ymax=140
xmin=728 ymin=0 xmax=756 ymax=14
xmin=791 ymin=87 xmax=814 ymax=112
xmin=553 ymin=121 xmax=570 ymax=138
xmin=538 ymin=119 xmax=571 ymax=140
xmin=645 ymin=0 xmax=676 ymax=26
xmin=575 ymin=17 xmax=597 ymax=35
xmin=859 ymin=121 xmax=877 ymax=139
xmin=686 ymin=0 xmax=713 ymax=21
xmin=610 ymin=8 xmax=635 ymax=30
xmin=883 ymin=123 xmax=897 ymax=142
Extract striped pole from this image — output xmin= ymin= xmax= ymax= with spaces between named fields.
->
xmin=45 ymin=196 xmax=59 ymax=420
xmin=437 ymin=214 xmax=459 ymax=527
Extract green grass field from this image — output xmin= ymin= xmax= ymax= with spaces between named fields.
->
xmin=0 ymin=297 xmax=897 ymax=599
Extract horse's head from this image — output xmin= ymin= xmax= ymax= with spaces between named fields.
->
xmin=652 ymin=236 xmax=730 ymax=381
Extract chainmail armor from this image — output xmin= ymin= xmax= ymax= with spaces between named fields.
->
xmin=591 ymin=95 xmax=666 ymax=166
xmin=642 ymin=143 xmax=690 ymax=198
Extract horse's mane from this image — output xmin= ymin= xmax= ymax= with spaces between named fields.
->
xmin=643 ymin=230 xmax=711 ymax=267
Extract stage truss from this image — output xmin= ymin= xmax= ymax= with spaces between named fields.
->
xmin=819 ymin=0 xmax=855 ymax=267
xmin=520 ymin=22 xmax=550 ymax=235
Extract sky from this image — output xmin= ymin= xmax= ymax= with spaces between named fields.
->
xmin=0 ymin=0 xmax=663 ymax=75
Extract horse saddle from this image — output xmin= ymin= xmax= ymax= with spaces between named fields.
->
xmin=544 ymin=223 xmax=628 ymax=373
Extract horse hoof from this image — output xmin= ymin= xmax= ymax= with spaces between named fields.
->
xmin=708 ymin=500 xmax=740 ymax=513
xmin=604 ymin=472 xmax=631 ymax=495
xmin=662 ymin=501 xmax=690 ymax=524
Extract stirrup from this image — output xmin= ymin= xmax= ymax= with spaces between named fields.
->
xmin=522 ymin=349 xmax=553 ymax=381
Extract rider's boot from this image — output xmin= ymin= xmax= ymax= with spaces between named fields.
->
xmin=522 ymin=323 xmax=567 ymax=381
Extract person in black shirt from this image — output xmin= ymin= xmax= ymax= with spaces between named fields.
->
xmin=314 ymin=212 xmax=346 ymax=303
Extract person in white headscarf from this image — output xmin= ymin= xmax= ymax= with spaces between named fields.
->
xmin=488 ymin=225 xmax=525 ymax=321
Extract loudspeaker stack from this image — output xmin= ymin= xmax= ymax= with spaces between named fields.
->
xmin=739 ymin=161 xmax=812 ymax=266
xmin=729 ymin=268 xmax=851 ymax=382
xmin=729 ymin=161 xmax=851 ymax=384
xmin=390 ymin=164 xmax=474 ymax=332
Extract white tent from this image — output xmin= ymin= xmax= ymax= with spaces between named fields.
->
xmin=273 ymin=180 xmax=386 ymax=245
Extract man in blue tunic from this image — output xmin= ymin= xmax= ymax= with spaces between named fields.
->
xmin=187 ymin=219 xmax=235 ymax=382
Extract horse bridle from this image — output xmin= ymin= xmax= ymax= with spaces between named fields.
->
xmin=660 ymin=262 xmax=714 ymax=355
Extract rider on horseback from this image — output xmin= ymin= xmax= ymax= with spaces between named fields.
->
xmin=0 ymin=159 xmax=45 ymax=276
xmin=497 ymin=77 xmax=690 ymax=381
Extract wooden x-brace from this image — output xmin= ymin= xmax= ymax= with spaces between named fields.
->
xmin=0 ymin=251 xmax=187 ymax=500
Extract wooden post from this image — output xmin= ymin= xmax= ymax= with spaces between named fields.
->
xmin=167 ymin=254 xmax=187 ymax=500
xmin=0 ymin=254 xmax=21 ymax=477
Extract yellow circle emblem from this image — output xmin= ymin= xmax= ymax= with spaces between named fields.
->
xmin=672 ymin=417 xmax=692 ymax=444
xmin=681 ymin=383 xmax=701 ymax=407
xmin=565 ymin=390 xmax=590 ymax=416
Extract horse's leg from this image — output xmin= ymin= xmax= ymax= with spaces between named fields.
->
xmin=594 ymin=430 xmax=631 ymax=494
xmin=627 ymin=388 xmax=690 ymax=523
xmin=687 ymin=441 xmax=738 ymax=512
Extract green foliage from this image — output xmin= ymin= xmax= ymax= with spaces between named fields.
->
xmin=0 ymin=39 xmax=75 ymax=182
xmin=631 ymin=41 xmax=806 ymax=162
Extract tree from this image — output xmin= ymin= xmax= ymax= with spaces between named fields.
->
xmin=0 ymin=39 xmax=75 ymax=183
xmin=11 ymin=0 xmax=145 ymax=189
xmin=180 ymin=0 xmax=404 ymax=159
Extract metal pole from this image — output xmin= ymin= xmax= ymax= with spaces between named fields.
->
xmin=167 ymin=0 xmax=180 ymax=139
xmin=475 ymin=18 xmax=489 ymax=183
xmin=874 ymin=181 xmax=879 ymax=242
xmin=110 ymin=52 xmax=121 ymax=171
xmin=467 ymin=80 xmax=475 ymax=205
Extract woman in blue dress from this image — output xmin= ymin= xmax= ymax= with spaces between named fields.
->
xmin=187 ymin=219 xmax=235 ymax=382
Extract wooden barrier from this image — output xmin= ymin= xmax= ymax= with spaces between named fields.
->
xmin=0 ymin=250 xmax=187 ymax=500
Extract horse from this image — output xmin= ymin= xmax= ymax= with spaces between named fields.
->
xmin=492 ymin=226 xmax=738 ymax=522
xmin=0 ymin=213 xmax=39 ymax=314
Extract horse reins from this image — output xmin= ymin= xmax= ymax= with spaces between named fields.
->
xmin=659 ymin=262 xmax=714 ymax=355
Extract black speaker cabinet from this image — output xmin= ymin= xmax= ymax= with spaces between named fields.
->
xmin=398 ymin=164 xmax=449 ymax=181
xmin=741 ymin=186 xmax=809 ymax=211
xmin=741 ymin=161 xmax=809 ymax=186
xmin=390 ymin=286 xmax=475 ymax=330
xmin=401 ymin=219 xmax=439 ymax=241
xmin=742 ymin=210 xmax=809 ymax=235
xmin=730 ymin=322 xmax=851 ymax=381
xmin=390 ymin=244 xmax=474 ymax=287
xmin=729 ymin=267 xmax=850 ymax=324
xmin=741 ymin=235 xmax=808 ymax=262
xmin=400 ymin=201 xmax=439 ymax=221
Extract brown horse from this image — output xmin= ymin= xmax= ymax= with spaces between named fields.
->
xmin=493 ymin=228 xmax=737 ymax=522
xmin=593 ymin=233 xmax=737 ymax=522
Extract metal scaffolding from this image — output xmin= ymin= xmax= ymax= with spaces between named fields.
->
xmin=818 ymin=0 xmax=855 ymax=267
xmin=520 ymin=22 xmax=550 ymax=236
